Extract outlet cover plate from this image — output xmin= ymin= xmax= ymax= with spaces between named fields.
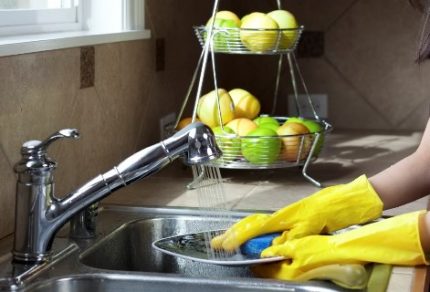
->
xmin=288 ymin=94 xmax=328 ymax=119
xmin=159 ymin=112 xmax=176 ymax=139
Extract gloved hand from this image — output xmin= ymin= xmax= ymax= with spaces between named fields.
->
xmin=211 ymin=175 xmax=383 ymax=251
xmin=252 ymin=211 xmax=428 ymax=280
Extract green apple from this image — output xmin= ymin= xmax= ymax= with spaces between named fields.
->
xmin=241 ymin=127 xmax=281 ymax=165
xmin=301 ymin=119 xmax=324 ymax=157
xmin=212 ymin=126 xmax=241 ymax=162
xmin=240 ymin=12 xmax=279 ymax=52
xmin=267 ymin=10 xmax=299 ymax=49
xmin=254 ymin=116 xmax=280 ymax=127
xmin=205 ymin=18 xmax=240 ymax=50
xmin=258 ymin=122 xmax=279 ymax=132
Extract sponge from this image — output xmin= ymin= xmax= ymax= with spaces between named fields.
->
xmin=240 ymin=233 xmax=282 ymax=258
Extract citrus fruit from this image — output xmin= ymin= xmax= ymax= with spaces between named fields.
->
xmin=176 ymin=117 xmax=199 ymax=130
xmin=240 ymin=12 xmax=279 ymax=52
xmin=226 ymin=118 xmax=258 ymax=136
xmin=267 ymin=10 xmax=298 ymax=49
xmin=197 ymin=89 xmax=235 ymax=127
xmin=229 ymin=88 xmax=261 ymax=119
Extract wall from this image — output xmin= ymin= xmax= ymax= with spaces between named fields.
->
xmin=217 ymin=0 xmax=430 ymax=130
xmin=0 ymin=0 xmax=429 ymax=240
xmin=0 ymin=0 xmax=213 ymax=240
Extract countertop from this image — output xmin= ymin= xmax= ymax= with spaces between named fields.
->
xmin=103 ymin=129 xmax=430 ymax=292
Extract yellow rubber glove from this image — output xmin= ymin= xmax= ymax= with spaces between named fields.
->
xmin=253 ymin=211 xmax=429 ymax=280
xmin=211 ymin=175 xmax=383 ymax=251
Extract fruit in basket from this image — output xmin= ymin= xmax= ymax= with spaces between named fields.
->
xmin=226 ymin=118 xmax=258 ymax=136
xmin=259 ymin=122 xmax=280 ymax=132
xmin=284 ymin=117 xmax=325 ymax=157
xmin=197 ymin=89 xmax=235 ymax=127
xmin=205 ymin=19 xmax=239 ymax=50
xmin=206 ymin=11 xmax=241 ymax=27
xmin=254 ymin=116 xmax=280 ymax=127
xmin=176 ymin=117 xmax=200 ymax=130
xmin=205 ymin=11 xmax=241 ymax=50
xmin=212 ymin=126 xmax=241 ymax=162
xmin=241 ymin=127 xmax=281 ymax=165
xmin=277 ymin=122 xmax=311 ymax=162
xmin=240 ymin=12 xmax=279 ymax=52
xmin=229 ymin=88 xmax=261 ymax=119
xmin=267 ymin=10 xmax=299 ymax=49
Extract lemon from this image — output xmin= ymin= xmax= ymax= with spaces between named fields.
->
xmin=229 ymin=88 xmax=261 ymax=120
xmin=240 ymin=12 xmax=279 ymax=52
xmin=197 ymin=89 xmax=235 ymax=127
xmin=267 ymin=10 xmax=299 ymax=49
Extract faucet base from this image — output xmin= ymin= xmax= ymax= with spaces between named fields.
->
xmin=12 ymin=251 xmax=52 ymax=264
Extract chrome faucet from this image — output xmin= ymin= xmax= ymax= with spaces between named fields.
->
xmin=12 ymin=122 xmax=221 ymax=263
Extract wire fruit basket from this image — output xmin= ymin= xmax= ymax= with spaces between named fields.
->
xmin=175 ymin=1 xmax=333 ymax=187
xmin=194 ymin=26 xmax=304 ymax=54
xmin=212 ymin=117 xmax=331 ymax=170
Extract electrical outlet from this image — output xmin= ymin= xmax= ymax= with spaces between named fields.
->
xmin=159 ymin=112 xmax=176 ymax=139
xmin=288 ymin=94 xmax=328 ymax=119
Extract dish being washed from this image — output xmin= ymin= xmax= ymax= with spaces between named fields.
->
xmin=152 ymin=229 xmax=285 ymax=266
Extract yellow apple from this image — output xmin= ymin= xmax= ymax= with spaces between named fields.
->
xmin=267 ymin=10 xmax=299 ymax=49
xmin=197 ymin=89 xmax=235 ymax=127
xmin=240 ymin=12 xmax=279 ymax=52
xmin=276 ymin=122 xmax=311 ymax=162
xmin=229 ymin=88 xmax=261 ymax=119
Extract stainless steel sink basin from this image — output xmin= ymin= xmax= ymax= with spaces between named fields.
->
xmin=0 ymin=206 xmax=355 ymax=291
xmin=80 ymin=217 xmax=254 ymax=278
xmin=24 ymin=273 xmax=341 ymax=292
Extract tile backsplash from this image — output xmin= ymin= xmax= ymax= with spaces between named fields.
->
xmin=0 ymin=0 xmax=429 ymax=240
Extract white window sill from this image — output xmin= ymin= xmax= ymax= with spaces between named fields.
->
xmin=0 ymin=29 xmax=151 ymax=57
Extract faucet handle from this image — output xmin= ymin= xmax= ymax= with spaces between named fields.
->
xmin=21 ymin=128 xmax=80 ymax=155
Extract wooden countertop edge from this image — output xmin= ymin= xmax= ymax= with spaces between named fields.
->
xmin=412 ymin=266 xmax=429 ymax=292
xmin=412 ymin=199 xmax=430 ymax=292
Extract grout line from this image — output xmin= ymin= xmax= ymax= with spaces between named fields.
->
xmin=395 ymin=98 xmax=429 ymax=129
xmin=322 ymin=55 xmax=394 ymax=128
xmin=230 ymin=184 xmax=259 ymax=210
xmin=325 ymin=0 xmax=361 ymax=32
xmin=0 ymin=142 xmax=14 ymax=171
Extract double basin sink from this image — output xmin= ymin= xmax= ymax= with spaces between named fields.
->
xmin=2 ymin=205 xmax=354 ymax=291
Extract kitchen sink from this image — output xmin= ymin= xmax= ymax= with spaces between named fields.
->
xmin=0 ymin=206 xmax=356 ymax=291
xmin=24 ymin=273 xmax=341 ymax=292
xmin=80 ymin=217 xmax=254 ymax=278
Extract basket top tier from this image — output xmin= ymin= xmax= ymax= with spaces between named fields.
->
xmin=194 ymin=25 xmax=304 ymax=55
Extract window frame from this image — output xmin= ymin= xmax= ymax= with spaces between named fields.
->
xmin=0 ymin=0 xmax=150 ymax=57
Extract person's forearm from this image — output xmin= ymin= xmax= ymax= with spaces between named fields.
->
xmin=369 ymin=120 xmax=430 ymax=209
xmin=369 ymin=150 xmax=430 ymax=209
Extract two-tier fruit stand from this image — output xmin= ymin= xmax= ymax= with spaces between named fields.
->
xmin=176 ymin=0 xmax=332 ymax=188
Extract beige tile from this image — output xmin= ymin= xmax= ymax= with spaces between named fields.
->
xmin=0 ymin=145 xmax=16 ymax=239
xmin=298 ymin=58 xmax=391 ymax=129
xmin=326 ymin=0 xmax=430 ymax=128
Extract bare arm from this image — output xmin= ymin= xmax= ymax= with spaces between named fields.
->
xmin=369 ymin=118 xmax=430 ymax=210
xmin=368 ymin=118 xmax=430 ymax=253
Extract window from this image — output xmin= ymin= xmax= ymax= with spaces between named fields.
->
xmin=0 ymin=0 xmax=150 ymax=57
xmin=0 ymin=0 xmax=81 ymax=36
